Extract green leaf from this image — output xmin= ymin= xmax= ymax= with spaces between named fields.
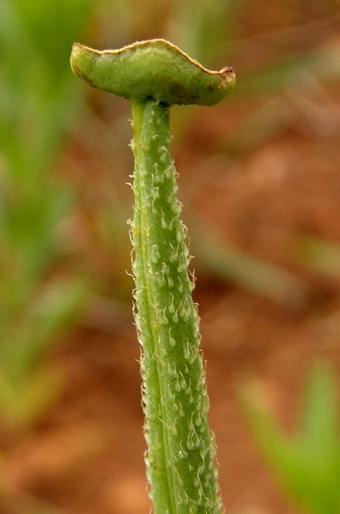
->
xmin=240 ymin=363 xmax=340 ymax=514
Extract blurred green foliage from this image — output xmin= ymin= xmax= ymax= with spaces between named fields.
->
xmin=294 ymin=236 xmax=340 ymax=280
xmin=240 ymin=363 xmax=340 ymax=514
xmin=0 ymin=0 xmax=93 ymax=431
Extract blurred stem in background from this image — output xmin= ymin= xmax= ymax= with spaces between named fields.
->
xmin=0 ymin=0 xmax=93 ymax=433
xmin=167 ymin=0 xmax=242 ymax=64
xmin=240 ymin=363 xmax=340 ymax=514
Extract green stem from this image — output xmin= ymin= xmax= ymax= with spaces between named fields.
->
xmin=130 ymin=99 xmax=222 ymax=513
xmin=70 ymin=38 xmax=235 ymax=514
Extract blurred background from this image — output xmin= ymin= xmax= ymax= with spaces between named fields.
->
xmin=1 ymin=0 xmax=340 ymax=513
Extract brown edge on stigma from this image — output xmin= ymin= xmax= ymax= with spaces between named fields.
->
xmin=72 ymin=39 xmax=234 ymax=78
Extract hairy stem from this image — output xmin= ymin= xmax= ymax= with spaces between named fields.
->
xmin=130 ymin=99 xmax=222 ymax=514
xmin=70 ymin=38 xmax=235 ymax=514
